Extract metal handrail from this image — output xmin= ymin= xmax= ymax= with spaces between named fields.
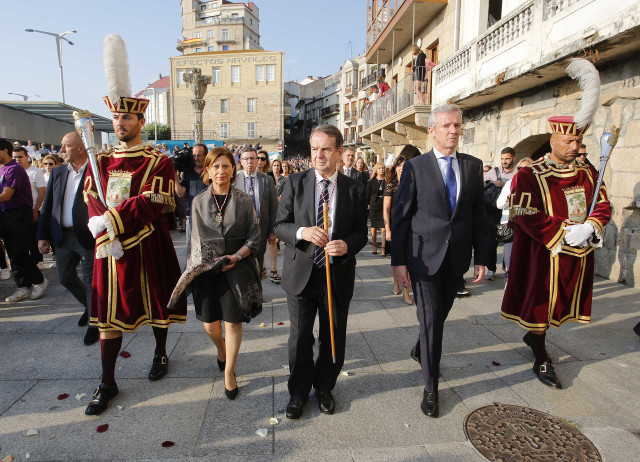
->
xmin=362 ymin=69 xmax=431 ymax=129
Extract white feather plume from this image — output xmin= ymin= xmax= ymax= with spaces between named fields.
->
xmin=102 ymin=34 xmax=131 ymax=103
xmin=566 ymin=58 xmax=600 ymax=129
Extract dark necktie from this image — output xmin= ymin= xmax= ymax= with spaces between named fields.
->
xmin=444 ymin=156 xmax=457 ymax=215
xmin=313 ymin=179 xmax=330 ymax=268
xmin=248 ymin=176 xmax=258 ymax=216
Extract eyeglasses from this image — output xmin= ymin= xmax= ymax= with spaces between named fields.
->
xmin=43 ymin=162 xmax=54 ymax=166
xmin=258 ymin=157 xmax=267 ymax=161
xmin=577 ymin=153 xmax=587 ymax=157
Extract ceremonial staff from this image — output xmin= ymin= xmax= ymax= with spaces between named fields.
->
xmin=588 ymin=126 xmax=619 ymax=216
xmin=322 ymin=203 xmax=337 ymax=363
xmin=73 ymin=110 xmax=107 ymax=208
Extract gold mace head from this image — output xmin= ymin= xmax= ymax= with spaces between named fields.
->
xmin=605 ymin=125 xmax=620 ymax=147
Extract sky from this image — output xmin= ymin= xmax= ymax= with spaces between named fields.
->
xmin=0 ymin=0 xmax=367 ymax=119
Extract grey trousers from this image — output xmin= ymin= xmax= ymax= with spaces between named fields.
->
xmin=56 ymin=229 xmax=94 ymax=315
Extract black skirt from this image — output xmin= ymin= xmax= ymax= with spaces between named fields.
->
xmin=192 ymin=269 xmax=245 ymax=323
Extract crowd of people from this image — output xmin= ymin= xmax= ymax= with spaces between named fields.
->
xmin=0 ymin=53 xmax=623 ymax=423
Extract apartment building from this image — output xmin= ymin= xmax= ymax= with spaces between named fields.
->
xmin=178 ymin=0 xmax=261 ymax=54
xmin=361 ymin=0 xmax=640 ymax=286
xmin=169 ymin=49 xmax=284 ymax=151
xmin=340 ymin=54 xmax=374 ymax=159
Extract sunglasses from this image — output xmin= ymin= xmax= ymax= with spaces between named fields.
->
xmin=258 ymin=157 xmax=267 ymax=161
xmin=43 ymin=162 xmax=54 ymax=166
xmin=577 ymin=153 xmax=587 ymax=157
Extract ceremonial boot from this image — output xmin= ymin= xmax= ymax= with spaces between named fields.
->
xmin=523 ymin=332 xmax=552 ymax=363
xmin=149 ymin=354 xmax=169 ymax=381
xmin=85 ymin=383 xmax=118 ymax=415
xmin=533 ymin=361 xmax=562 ymax=389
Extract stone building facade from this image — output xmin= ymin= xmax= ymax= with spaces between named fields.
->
xmin=360 ymin=0 xmax=640 ymax=286
xmin=169 ymin=49 xmax=284 ymax=151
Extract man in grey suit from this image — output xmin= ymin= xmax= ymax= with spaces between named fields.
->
xmin=235 ymin=146 xmax=278 ymax=270
xmin=341 ymin=147 xmax=359 ymax=180
xmin=392 ymin=104 xmax=491 ymax=418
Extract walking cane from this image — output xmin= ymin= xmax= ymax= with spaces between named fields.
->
xmin=322 ymin=203 xmax=337 ymax=364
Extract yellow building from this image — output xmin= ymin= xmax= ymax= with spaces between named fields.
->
xmin=169 ymin=49 xmax=284 ymax=150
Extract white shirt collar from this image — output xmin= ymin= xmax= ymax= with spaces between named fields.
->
xmin=66 ymin=160 xmax=88 ymax=174
xmin=433 ymin=147 xmax=457 ymax=160
xmin=315 ymin=168 xmax=338 ymax=186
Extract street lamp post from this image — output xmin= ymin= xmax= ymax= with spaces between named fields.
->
xmin=8 ymin=92 xmax=40 ymax=101
xmin=25 ymin=28 xmax=77 ymax=104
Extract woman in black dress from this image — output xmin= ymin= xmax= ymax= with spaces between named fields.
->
xmin=383 ymin=154 xmax=413 ymax=305
xmin=366 ymin=162 xmax=387 ymax=255
xmin=171 ymin=147 xmax=262 ymax=400
xmin=354 ymin=157 xmax=370 ymax=185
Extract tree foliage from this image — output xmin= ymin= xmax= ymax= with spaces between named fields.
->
xmin=143 ymin=122 xmax=171 ymax=141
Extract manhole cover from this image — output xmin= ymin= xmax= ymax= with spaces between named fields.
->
xmin=464 ymin=403 xmax=601 ymax=461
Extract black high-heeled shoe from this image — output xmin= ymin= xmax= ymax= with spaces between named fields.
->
xmin=225 ymin=373 xmax=238 ymax=400
xmin=217 ymin=357 xmax=226 ymax=372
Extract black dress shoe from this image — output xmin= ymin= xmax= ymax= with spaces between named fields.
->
xmin=85 ymin=383 xmax=118 ymax=415
xmin=523 ymin=332 xmax=552 ymax=363
xmin=533 ymin=361 xmax=562 ymax=389
xmin=285 ymin=396 xmax=307 ymax=419
xmin=316 ymin=390 xmax=335 ymax=415
xmin=421 ymin=391 xmax=439 ymax=418
xmin=84 ymin=327 xmax=99 ymax=346
xmin=633 ymin=322 xmax=640 ymax=338
xmin=78 ymin=311 xmax=88 ymax=327
xmin=149 ymin=354 xmax=168 ymax=381
xmin=217 ymin=357 xmax=226 ymax=372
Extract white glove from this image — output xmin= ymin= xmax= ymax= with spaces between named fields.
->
xmin=108 ymin=239 xmax=124 ymax=260
xmin=88 ymin=215 xmax=107 ymax=238
xmin=564 ymin=223 xmax=594 ymax=247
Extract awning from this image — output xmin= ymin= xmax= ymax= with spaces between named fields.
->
xmin=0 ymin=101 xmax=113 ymax=132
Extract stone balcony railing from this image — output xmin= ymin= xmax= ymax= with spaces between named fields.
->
xmin=432 ymin=0 xmax=638 ymax=106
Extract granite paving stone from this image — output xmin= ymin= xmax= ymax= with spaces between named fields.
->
xmin=0 ymin=233 xmax=638 ymax=461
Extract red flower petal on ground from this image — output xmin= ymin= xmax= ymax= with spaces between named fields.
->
xmin=491 ymin=360 xmax=501 ymax=366
xmin=96 ymin=424 xmax=109 ymax=433
xmin=57 ymin=393 xmax=69 ymax=400
xmin=161 ymin=441 xmax=175 ymax=447
xmin=118 ymin=351 xmax=131 ymax=358
xmin=277 ymin=321 xmax=284 ymax=325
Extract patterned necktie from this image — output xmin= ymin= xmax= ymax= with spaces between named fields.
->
xmin=248 ymin=175 xmax=258 ymax=215
xmin=313 ymin=179 xmax=330 ymax=268
xmin=444 ymin=156 xmax=457 ymax=215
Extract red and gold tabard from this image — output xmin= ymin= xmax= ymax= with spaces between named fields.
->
xmin=84 ymin=144 xmax=187 ymax=332
xmin=501 ymin=156 xmax=611 ymax=332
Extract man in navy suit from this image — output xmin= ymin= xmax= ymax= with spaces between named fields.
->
xmin=392 ymin=105 xmax=491 ymax=418
xmin=275 ymin=124 xmax=367 ymax=419
xmin=37 ymin=132 xmax=98 ymax=345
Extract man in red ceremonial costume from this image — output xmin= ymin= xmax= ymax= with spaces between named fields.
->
xmin=501 ymin=114 xmax=611 ymax=389
xmin=83 ymin=34 xmax=186 ymax=415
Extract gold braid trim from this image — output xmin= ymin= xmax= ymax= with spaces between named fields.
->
xmin=104 ymin=212 xmax=117 ymax=240
xmin=143 ymin=191 xmax=176 ymax=213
